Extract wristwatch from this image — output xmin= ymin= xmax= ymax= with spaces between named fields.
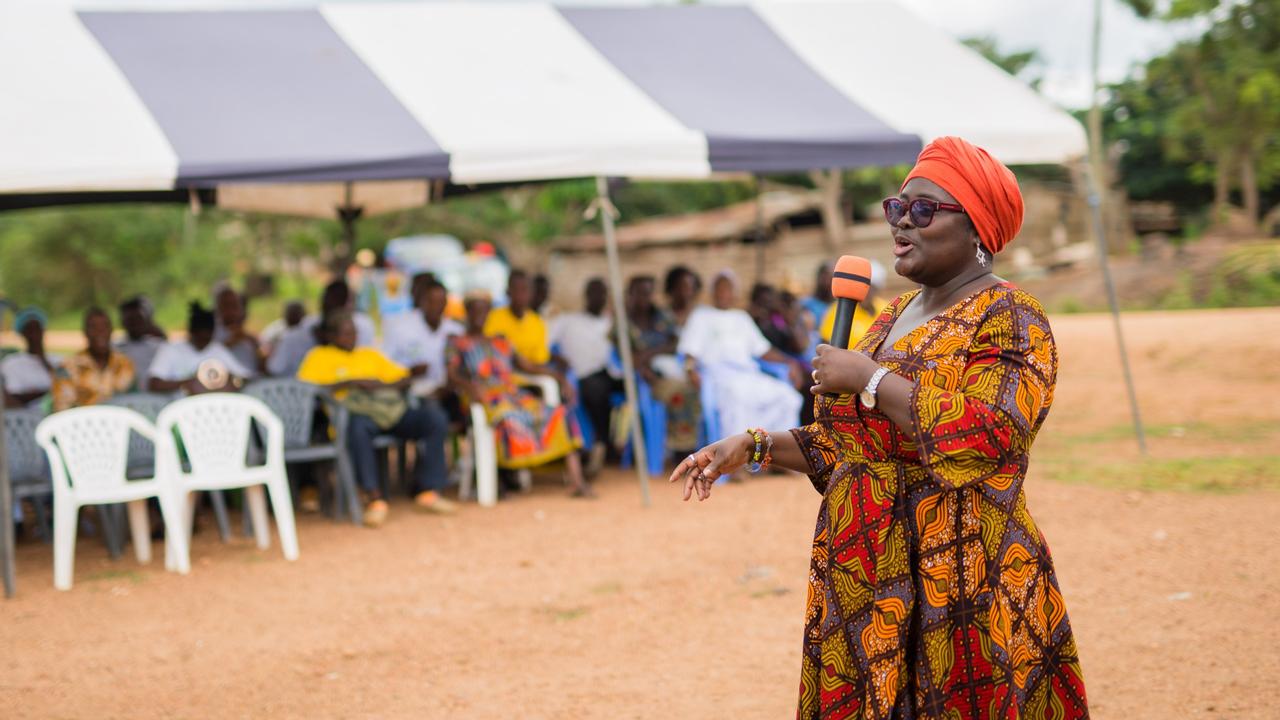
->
xmin=859 ymin=367 xmax=891 ymax=409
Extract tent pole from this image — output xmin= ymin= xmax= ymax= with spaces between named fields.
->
xmin=1083 ymin=163 xmax=1148 ymax=455
xmin=0 ymin=382 xmax=14 ymax=598
xmin=754 ymin=175 xmax=766 ymax=283
xmin=595 ymin=176 xmax=651 ymax=507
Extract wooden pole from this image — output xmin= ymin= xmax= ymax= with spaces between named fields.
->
xmin=1087 ymin=0 xmax=1148 ymax=455
xmin=594 ymin=177 xmax=651 ymax=507
xmin=0 ymin=380 xmax=16 ymax=597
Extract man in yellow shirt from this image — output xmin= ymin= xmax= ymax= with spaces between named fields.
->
xmin=483 ymin=269 xmax=550 ymax=366
xmin=297 ymin=312 xmax=455 ymax=527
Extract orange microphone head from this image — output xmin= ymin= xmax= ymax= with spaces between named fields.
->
xmin=831 ymin=255 xmax=872 ymax=302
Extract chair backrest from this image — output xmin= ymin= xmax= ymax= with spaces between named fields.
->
xmin=155 ymin=393 xmax=283 ymax=482
xmin=103 ymin=392 xmax=174 ymax=466
xmin=34 ymin=406 xmax=154 ymax=494
xmin=242 ymin=378 xmax=320 ymax=449
xmin=4 ymin=408 xmax=48 ymax=487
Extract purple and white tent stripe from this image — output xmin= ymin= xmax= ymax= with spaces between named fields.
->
xmin=0 ymin=2 xmax=1086 ymax=195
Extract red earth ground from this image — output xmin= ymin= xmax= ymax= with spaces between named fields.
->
xmin=1 ymin=307 xmax=1277 ymax=719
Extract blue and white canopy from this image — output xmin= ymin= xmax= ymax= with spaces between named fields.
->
xmin=0 ymin=1 xmax=1087 ymax=195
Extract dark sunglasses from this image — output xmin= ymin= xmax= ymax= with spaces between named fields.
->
xmin=882 ymin=197 xmax=966 ymax=228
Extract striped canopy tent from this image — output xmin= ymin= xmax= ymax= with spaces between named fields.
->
xmin=0 ymin=2 xmax=1086 ymax=201
xmin=0 ymin=1 xmax=1091 ymax=597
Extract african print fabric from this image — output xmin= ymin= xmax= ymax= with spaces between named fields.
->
xmin=791 ymin=282 xmax=1087 ymax=719
xmin=51 ymin=350 xmax=134 ymax=412
xmin=447 ymin=334 xmax=582 ymax=470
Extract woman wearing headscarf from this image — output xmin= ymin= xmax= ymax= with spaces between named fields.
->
xmin=1 ymin=307 xmax=56 ymax=409
xmin=671 ymin=137 xmax=1087 ymax=719
xmin=447 ymin=291 xmax=592 ymax=498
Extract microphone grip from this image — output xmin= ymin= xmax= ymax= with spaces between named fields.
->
xmin=829 ymin=298 xmax=859 ymax=350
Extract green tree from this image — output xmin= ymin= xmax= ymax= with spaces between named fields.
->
xmin=1117 ymin=0 xmax=1280 ymax=228
xmin=961 ymin=36 xmax=1044 ymax=90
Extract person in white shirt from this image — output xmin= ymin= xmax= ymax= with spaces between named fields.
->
xmin=677 ymin=270 xmax=803 ymax=441
xmin=1 ymin=306 xmax=55 ymax=409
xmin=148 ymin=302 xmax=253 ymax=394
xmin=382 ymin=280 xmax=463 ymax=398
xmin=115 ymin=296 xmax=166 ymax=390
xmin=259 ymin=300 xmax=306 ymax=357
xmin=549 ymin=278 xmax=618 ymax=468
xmin=267 ymin=279 xmax=374 ymax=377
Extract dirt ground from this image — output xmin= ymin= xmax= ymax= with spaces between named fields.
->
xmin=1 ymin=307 xmax=1278 ymax=719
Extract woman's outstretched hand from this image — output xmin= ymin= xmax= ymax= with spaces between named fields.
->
xmin=668 ymin=433 xmax=754 ymax=502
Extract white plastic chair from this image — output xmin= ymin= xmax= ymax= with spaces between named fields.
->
xmin=459 ymin=373 xmax=560 ymax=507
xmin=34 ymin=407 xmax=190 ymax=590
xmin=155 ymin=394 xmax=299 ymax=566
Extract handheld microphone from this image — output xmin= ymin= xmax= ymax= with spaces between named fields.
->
xmin=829 ymin=255 xmax=873 ymax=350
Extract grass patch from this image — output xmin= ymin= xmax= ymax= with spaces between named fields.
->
xmin=590 ymin=582 xmax=622 ymax=596
xmin=1039 ymin=455 xmax=1280 ymax=493
xmin=539 ymin=606 xmax=590 ymax=622
xmin=85 ymin=569 xmax=146 ymax=585
xmin=1046 ymin=419 xmax=1280 ymax=449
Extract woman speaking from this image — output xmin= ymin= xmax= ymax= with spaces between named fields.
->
xmin=670 ymin=137 xmax=1087 ymax=719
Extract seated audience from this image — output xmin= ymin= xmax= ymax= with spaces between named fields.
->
xmin=116 ymin=296 xmax=166 ymax=389
xmin=550 ymin=278 xmax=617 ymax=471
xmin=800 ymin=261 xmax=835 ymax=352
xmin=748 ymin=283 xmax=808 ymax=357
xmin=533 ymin=272 xmax=557 ymax=321
xmin=382 ymin=280 xmax=464 ymax=399
xmin=663 ymin=265 xmax=702 ymax=331
xmin=268 ymin=279 xmax=374 ymax=377
xmin=1 ymin=307 xmax=55 ymax=409
xmin=484 ymin=269 xmax=550 ymax=367
xmin=148 ymin=302 xmax=253 ymax=394
xmin=623 ymin=274 xmax=700 ymax=455
xmin=448 ymin=293 xmax=592 ymax=498
xmin=297 ymin=311 xmax=455 ymax=527
xmin=52 ymin=307 xmax=135 ymax=411
xmin=260 ymin=300 xmax=306 ymax=357
xmin=677 ymin=270 xmax=804 ymax=441
xmin=214 ymin=284 xmax=262 ymax=375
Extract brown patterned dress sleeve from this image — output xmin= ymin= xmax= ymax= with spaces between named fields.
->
xmin=790 ymin=417 xmax=838 ymax=494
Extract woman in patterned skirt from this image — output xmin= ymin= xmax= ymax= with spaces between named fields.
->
xmin=670 ymin=137 xmax=1088 ymax=719
xmin=447 ymin=292 xmax=592 ymax=498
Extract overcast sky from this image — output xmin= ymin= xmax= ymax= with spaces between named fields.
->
xmin=39 ymin=0 xmax=1199 ymax=109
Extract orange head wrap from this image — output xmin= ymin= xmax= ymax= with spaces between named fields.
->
xmin=901 ymin=136 xmax=1024 ymax=255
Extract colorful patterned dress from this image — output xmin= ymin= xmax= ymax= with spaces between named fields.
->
xmin=447 ymin=334 xmax=582 ymax=469
xmin=791 ymin=283 xmax=1087 ymax=719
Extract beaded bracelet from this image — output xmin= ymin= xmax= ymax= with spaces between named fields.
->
xmin=746 ymin=427 xmax=774 ymax=473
